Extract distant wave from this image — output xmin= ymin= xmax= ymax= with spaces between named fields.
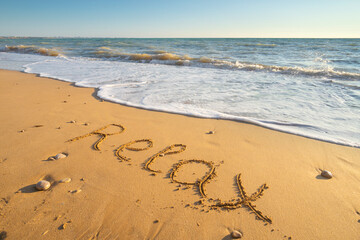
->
xmin=1 ymin=45 xmax=61 ymax=56
xmin=92 ymin=47 xmax=193 ymax=61
xmin=236 ymin=43 xmax=277 ymax=47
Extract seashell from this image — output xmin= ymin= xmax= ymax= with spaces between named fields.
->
xmin=55 ymin=153 xmax=67 ymax=160
xmin=36 ymin=180 xmax=51 ymax=191
xmin=231 ymin=230 xmax=243 ymax=239
xmin=59 ymin=178 xmax=71 ymax=183
xmin=47 ymin=156 xmax=56 ymax=161
xmin=69 ymin=120 xmax=76 ymax=123
xmin=321 ymin=170 xmax=333 ymax=179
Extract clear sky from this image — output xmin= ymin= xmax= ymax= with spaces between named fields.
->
xmin=1 ymin=0 xmax=359 ymax=38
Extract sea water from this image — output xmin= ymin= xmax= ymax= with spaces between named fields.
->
xmin=0 ymin=38 xmax=359 ymax=147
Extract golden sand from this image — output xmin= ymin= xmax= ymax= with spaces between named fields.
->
xmin=0 ymin=70 xmax=359 ymax=239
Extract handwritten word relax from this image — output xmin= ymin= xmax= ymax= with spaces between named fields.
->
xmin=66 ymin=124 xmax=272 ymax=224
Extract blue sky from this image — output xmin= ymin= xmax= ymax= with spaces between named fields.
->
xmin=1 ymin=0 xmax=359 ymax=37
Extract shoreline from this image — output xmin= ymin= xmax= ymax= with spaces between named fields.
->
xmin=17 ymin=65 xmax=360 ymax=149
xmin=0 ymin=69 xmax=360 ymax=239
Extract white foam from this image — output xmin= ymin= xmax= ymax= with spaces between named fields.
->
xmin=1 ymin=52 xmax=359 ymax=148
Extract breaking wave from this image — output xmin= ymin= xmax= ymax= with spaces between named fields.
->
xmin=89 ymin=47 xmax=360 ymax=80
xmin=2 ymin=45 xmax=61 ymax=56
xmin=2 ymin=45 xmax=360 ymax=80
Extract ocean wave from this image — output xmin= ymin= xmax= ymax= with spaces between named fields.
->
xmin=88 ymin=48 xmax=360 ymax=80
xmin=1 ymin=45 xmax=61 ymax=56
xmin=236 ymin=43 xmax=277 ymax=47
xmin=233 ymin=61 xmax=360 ymax=80
xmin=3 ymin=45 xmax=360 ymax=80
xmin=92 ymin=47 xmax=194 ymax=61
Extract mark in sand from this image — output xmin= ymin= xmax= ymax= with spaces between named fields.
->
xmin=144 ymin=144 xmax=186 ymax=172
xmin=170 ymin=159 xmax=216 ymax=198
xmin=210 ymin=173 xmax=272 ymax=223
xmin=66 ymin=124 xmax=125 ymax=151
xmin=115 ymin=139 xmax=153 ymax=162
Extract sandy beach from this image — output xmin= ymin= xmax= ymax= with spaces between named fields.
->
xmin=0 ymin=69 xmax=359 ymax=239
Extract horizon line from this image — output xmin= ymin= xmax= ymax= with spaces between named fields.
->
xmin=1 ymin=36 xmax=360 ymax=39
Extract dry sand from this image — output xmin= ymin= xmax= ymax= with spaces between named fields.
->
xmin=0 ymin=69 xmax=359 ymax=239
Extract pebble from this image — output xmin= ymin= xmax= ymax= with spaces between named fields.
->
xmin=69 ymin=120 xmax=76 ymax=123
xmin=19 ymin=130 xmax=25 ymax=133
xmin=59 ymin=178 xmax=71 ymax=183
xmin=207 ymin=131 xmax=215 ymax=134
xmin=55 ymin=153 xmax=67 ymax=160
xmin=231 ymin=230 xmax=243 ymax=239
xmin=321 ymin=170 xmax=333 ymax=179
xmin=84 ymin=123 xmax=89 ymax=126
xmin=36 ymin=180 xmax=51 ymax=191
xmin=60 ymin=223 xmax=67 ymax=230
xmin=70 ymin=189 xmax=81 ymax=194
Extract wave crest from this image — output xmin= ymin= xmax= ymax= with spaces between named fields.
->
xmin=91 ymin=48 xmax=360 ymax=80
xmin=2 ymin=45 xmax=61 ymax=56
xmin=93 ymin=47 xmax=193 ymax=61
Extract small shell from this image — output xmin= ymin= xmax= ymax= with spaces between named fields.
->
xmin=231 ymin=230 xmax=243 ymax=239
xmin=55 ymin=153 xmax=67 ymax=160
xmin=69 ymin=120 xmax=76 ymax=123
xmin=59 ymin=178 xmax=71 ymax=183
xmin=321 ymin=170 xmax=333 ymax=179
xmin=36 ymin=180 xmax=51 ymax=191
